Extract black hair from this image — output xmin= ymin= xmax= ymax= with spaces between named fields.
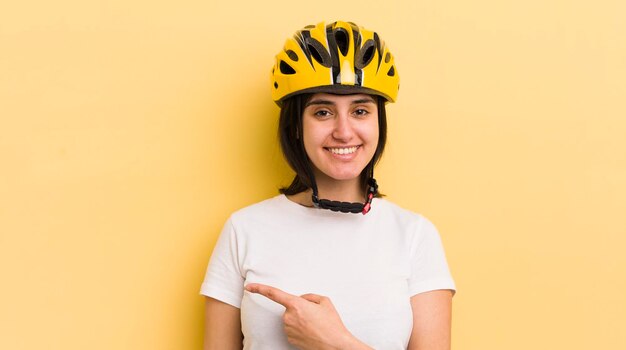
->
xmin=278 ymin=93 xmax=387 ymax=197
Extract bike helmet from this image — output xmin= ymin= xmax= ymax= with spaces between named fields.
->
xmin=271 ymin=21 xmax=399 ymax=106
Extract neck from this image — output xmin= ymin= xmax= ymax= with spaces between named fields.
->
xmin=314 ymin=175 xmax=364 ymax=202
xmin=286 ymin=176 xmax=365 ymax=208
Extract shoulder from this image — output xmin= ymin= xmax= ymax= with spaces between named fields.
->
xmin=228 ymin=195 xmax=285 ymax=222
xmin=225 ymin=195 xmax=306 ymax=236
xmin=374 ymin=198 xmax=440 ymax=239
xmin=374 ymin=198 xmax=432 ymax=226
xmin=213 ymin=196 xmax=285 ymax=243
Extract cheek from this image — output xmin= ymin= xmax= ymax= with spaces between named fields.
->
xmin=360 ymin=120 xmax=380 ymax=148
xmin=302 ymin=117 xmax=329 ymax=143
xmin=371 ymin=127 xmax=380 ymax=145
xmin=301 ymin=123 xmax=323 ymax=157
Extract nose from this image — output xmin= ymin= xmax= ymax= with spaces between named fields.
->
xmin=331 ymin=112 xmax=354 ymax=142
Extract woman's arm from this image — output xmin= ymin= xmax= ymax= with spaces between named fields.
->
xmin=203 ymin=297 xmax=243 ymax=350
xmin=407 ymin=289 xmax=453 ymax=350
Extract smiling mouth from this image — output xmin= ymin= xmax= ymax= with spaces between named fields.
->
xmin=326 ymin=146 xmax=360 ymax=155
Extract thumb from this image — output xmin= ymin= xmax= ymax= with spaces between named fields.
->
xmin=300 ymin=293 xmax=327 ymax=304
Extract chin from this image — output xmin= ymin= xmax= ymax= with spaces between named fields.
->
xmin=319 ymin=168 xmax=365 ymax=182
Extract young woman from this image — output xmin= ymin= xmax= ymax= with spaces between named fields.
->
xmin=201 ymin=21 xmax=456 ymax=350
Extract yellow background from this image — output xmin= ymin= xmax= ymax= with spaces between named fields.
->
xmin=1 ymin=0 xmax=625 ymax=349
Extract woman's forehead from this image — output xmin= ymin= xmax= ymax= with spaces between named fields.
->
xmin=308 ymin=93 xmax=376 ymax=104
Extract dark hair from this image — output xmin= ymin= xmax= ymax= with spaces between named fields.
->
xmin=278 ymin=93 xmax=388 ymax=196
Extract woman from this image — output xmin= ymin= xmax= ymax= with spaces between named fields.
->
xmin=201 ymin=21 xmax=455 ymax=349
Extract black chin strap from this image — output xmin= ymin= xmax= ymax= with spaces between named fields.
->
xmin=303 ymin=153 xmax=378 ymax=214
xmin=311 ymin=177 xmax=378 ymax=214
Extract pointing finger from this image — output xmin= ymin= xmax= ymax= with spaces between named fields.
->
xmin=300 ymin=293 xmax=326 ymax=304
xmin=245 ymin=283 xmax=298 ymax=308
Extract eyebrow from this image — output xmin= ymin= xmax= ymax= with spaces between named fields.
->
xmin=305 ymin=97 xmax=376 ymax=107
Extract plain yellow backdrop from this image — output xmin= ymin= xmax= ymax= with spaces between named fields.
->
xmin=1 ymin=0 xmax=625 ymax=349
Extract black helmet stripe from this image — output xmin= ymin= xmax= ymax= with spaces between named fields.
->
xmin=374 ymin=32 xmax=383 ymax=74
xmin=350 ymin=22 xmax=361 ymax=51
xmin=350 ymin=23 xmax=364 ymax=86
xmin=294 ymin=30 xmax=315 ymax=70
xmin=325 ymin=24 xmax=341 ymax=84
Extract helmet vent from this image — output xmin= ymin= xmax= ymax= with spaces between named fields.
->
xmin=306 ymin=38 xmax=331 ymax=67
xmin=385 ymin=52 xmax=391 ymax=63
xmin=286 ymin=50 xmax=299 ymax=62
xmin=334 ymin=28 xmax=349 ymax=56
xmin=280 ymin=60 xmax=296 ymax=74
xmin=387 ymin=65 xmax=395 ymax=77
xmin=274 ymin=82 xmax=278 ymax=89
xmin=356 ymin=39 xmax=375 ymax=69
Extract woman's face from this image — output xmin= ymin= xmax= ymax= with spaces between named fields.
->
xmin=302 ymin=93 xmax=379 ymax=183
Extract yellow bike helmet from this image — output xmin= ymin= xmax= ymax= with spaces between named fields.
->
xmin=271 ymin=21 xmax=399 ymax=106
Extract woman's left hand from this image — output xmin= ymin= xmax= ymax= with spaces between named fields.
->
xmin=245 ymin=283 xmax=371 ymax=350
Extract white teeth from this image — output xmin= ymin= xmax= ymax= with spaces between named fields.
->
xmin=329 ymin=146 xmax=358 ymax=155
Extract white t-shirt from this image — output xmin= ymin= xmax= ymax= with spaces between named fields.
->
xmin=200 ymin=195 xmax=455 ymax=349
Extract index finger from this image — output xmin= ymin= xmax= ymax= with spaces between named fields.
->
xmin=245 ymin=283 xmax=298 ymax=308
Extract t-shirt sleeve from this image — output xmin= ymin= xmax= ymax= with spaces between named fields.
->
xmin=200 ymin=217 xmax=245 ymax=308
xmin=408 ymin=216 xmax=456 ymax=296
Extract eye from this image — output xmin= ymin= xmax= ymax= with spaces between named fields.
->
xmin=353 ymin=108 xmax=370 ymax=117
xmin=313 ymin=109 xmax=332 ymax=118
